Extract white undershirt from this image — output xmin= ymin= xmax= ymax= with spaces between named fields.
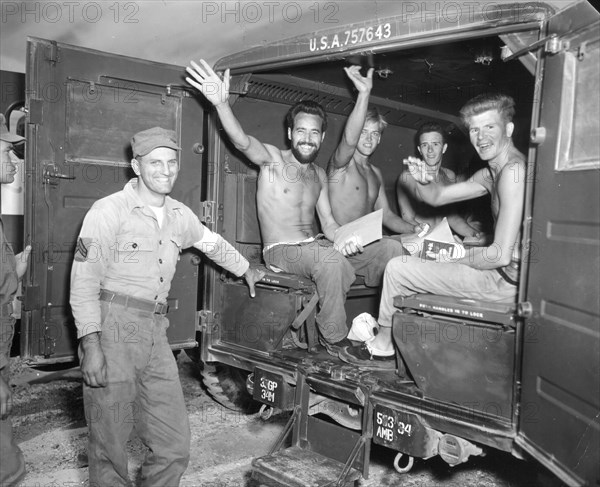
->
xmin=149 ymin=205 xmax=165 ymax=227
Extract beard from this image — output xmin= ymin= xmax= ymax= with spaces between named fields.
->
xmin=291 ymin=142 xmax=320 ymax=164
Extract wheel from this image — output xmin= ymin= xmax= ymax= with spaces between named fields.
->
xmin=200 ymin=363 xmax=260 ymax=413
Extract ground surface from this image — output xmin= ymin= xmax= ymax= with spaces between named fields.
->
xmin=6 ymin=353 xmax=566 ymax=487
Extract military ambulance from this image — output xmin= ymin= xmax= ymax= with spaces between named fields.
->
xmin=4 ymin=1 xmax=598 ymax=485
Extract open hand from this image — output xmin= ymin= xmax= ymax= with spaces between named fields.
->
xmin=186 ymin=59 xmax=230 ymax=107
xmin=403 ymin=156 xmax=434 ymax=185
xmin=343 ymin=65 xmax=373 ymax=94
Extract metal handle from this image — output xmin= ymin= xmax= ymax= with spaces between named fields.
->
xmin=517 ymin=301 xmax=533 ymax=318
xmin=530 ymin=127 xmax=546 ymax=145
xmin=43 ymin=163 xmax=76 ymax=185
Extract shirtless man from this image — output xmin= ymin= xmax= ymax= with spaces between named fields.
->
xmin=186 ymin=60 xmax=361 ymax=351
xmin=340 ymin=93 xmax=525 ymax=368
xmin=327 ymin=66 xmax=418 ymax=288
xmin=396 ymin=121 xmax=481 ymax=239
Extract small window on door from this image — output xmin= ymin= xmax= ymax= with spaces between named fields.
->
xmin=555 ymin=42 xmax=600 ymax=171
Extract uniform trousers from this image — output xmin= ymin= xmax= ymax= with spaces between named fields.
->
xmin=264 ymin=237 xmax=406 ymax=343
xmin=378 ymin=255 xmax=518 ymax=329
xmin=84 ymin=301 xmax=190 ymax=486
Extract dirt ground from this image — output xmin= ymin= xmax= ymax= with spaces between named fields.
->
xmin=6 ymin=353 xmax=566 ymax=487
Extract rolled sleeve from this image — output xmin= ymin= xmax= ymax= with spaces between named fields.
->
xmin=193 ymin=225 xmax=249 ymax=277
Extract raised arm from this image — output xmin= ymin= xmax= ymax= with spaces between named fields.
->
xmin=186 ymin=59 xmax=273 ymax=166
xmin=372 ymin=166 xmax=420 ymax=234
xmin=328 ymin=66 xmax=373 ymax=172
xmin=403 ymin=156 xmax=488 ymax=206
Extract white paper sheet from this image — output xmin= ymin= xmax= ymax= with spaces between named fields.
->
xmin=333 ymin=209 xmax=382 ymax=248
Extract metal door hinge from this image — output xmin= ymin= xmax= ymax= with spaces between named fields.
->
xmin=45 ymin=41 xmax=59 ymax=63
xmin=502 ymin=34 xmax=568 ymax=62
xmin=198 ymin=310 xmax=214 ymax=333
xmin=200 ymin=201 xmax=217 ymax=223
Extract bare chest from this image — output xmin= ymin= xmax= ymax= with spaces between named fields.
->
xmin=331 ymin=164 xmax=380 ymax=203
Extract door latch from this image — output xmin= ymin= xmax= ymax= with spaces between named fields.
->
xmin=43 ymin=162 xmax=76 ymax=185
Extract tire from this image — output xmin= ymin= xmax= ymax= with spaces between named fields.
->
xmin=200 ymin=363 xmax=260 ymax=413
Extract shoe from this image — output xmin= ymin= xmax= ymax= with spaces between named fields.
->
xmin=320 ymin=337 xmax=355 ymax=357
xmin=338 ymin=342 xmax=396 ymax=370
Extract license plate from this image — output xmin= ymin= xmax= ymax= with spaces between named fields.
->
xmin=373 ymin=404 xmax=425 ymax=451
xmin=253 ymin=368 xmax=287 ymax=408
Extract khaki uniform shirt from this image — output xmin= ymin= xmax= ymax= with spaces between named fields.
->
xmin=70 ymin=179 xmax=207 ymax=338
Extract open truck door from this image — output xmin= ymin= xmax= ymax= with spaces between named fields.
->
xmin=21 ymin=38 xmax=205 ymax=364
xmin=516 ymin=3 xmax=599 ymax=486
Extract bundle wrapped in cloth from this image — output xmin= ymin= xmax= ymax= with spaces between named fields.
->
xmin=347 ymin=312 xmax=379 ymax=342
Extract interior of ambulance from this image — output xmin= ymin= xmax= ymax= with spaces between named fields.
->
xmin=205 ymin=29 xmax=537 ymax=425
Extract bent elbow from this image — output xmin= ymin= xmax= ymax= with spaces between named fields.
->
xmin=234 ymin=140 xmax=251 ymax=152
xmin=494 ymin=250 xmax=513 ymax=268
xmin=427 ymin=194 xmax=443 ymax=207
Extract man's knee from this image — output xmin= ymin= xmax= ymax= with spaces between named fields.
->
xmin=385 ymin=254 xmax=417 ymax=277
xmin=381 ymin=238 xmax=408 ymax=259
xmin=314 ymin=250 xmax=355 ymax=283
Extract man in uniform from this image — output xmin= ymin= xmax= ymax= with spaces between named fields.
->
xmin=70 ymin=127 xmax=264 ymax=485
xmin=185 ymin=60 xmax=362 ymax=354
xmin=1 ymin=114 xmax=30 ymax=486
xmin=341 ymin=93 xmax=525 ymax=367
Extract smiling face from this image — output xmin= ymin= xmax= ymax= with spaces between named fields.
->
xmin=131 ymin=146 xmax=179 ymax=202
xmin=356 ymin=120 xmax=382 ymax=157
xmin=288 ymin=112 xmax=325 ymax=164
xmin=467 ymin=109 xmax=514 ymax=163
xmin=417 ymin=131 xmax=447 ymax=168
xmin=0 ymin=140 xmax=20 ymax=184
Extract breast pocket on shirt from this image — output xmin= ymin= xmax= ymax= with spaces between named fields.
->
xmin=115 ymin=236 xmax=155 ymax=264
xmin=167 ymin=235 xmax=183 ymax=266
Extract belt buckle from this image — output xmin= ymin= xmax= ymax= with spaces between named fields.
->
xmin=154 ymin=302 xmax=169 ymax=315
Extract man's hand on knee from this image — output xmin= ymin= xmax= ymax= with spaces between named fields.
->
xmin=336 ymin=235 xmax=364 ymax=257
